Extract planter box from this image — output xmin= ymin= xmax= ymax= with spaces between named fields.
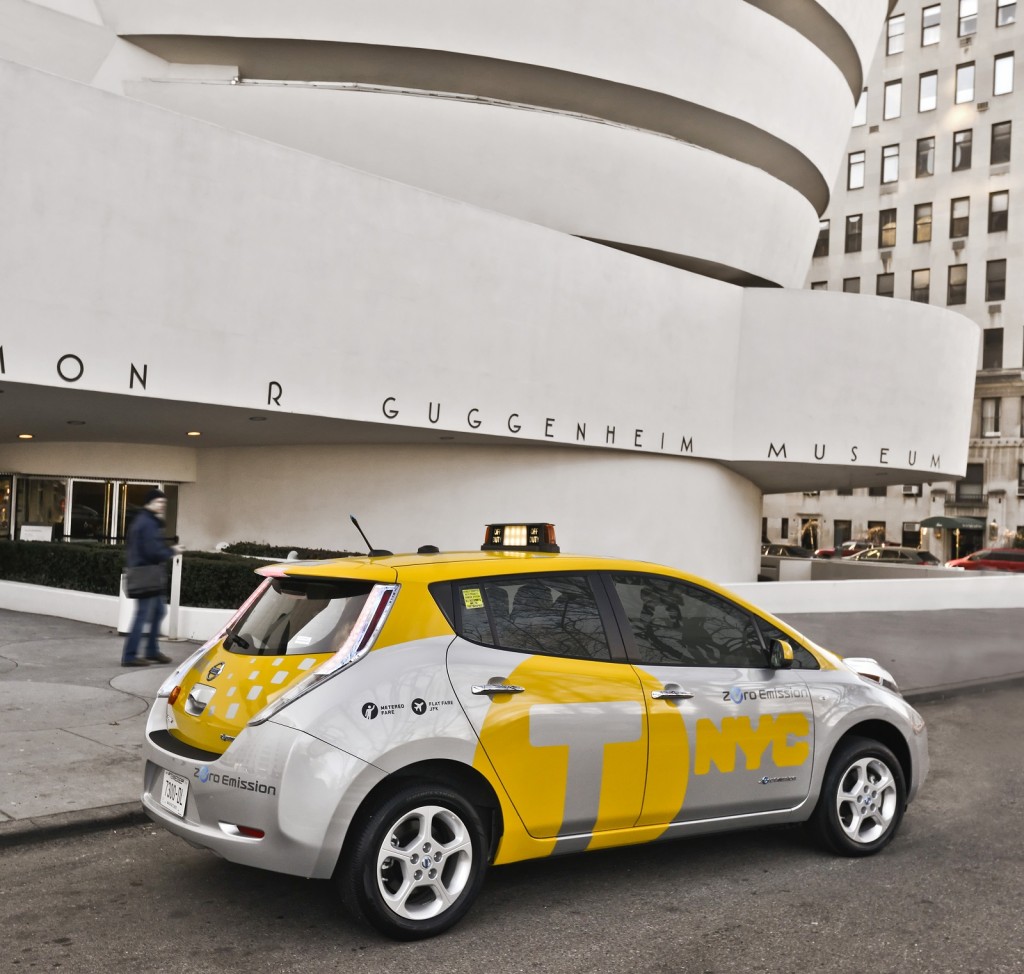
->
xmin=0 ymin=578 xmax=232 ymax=642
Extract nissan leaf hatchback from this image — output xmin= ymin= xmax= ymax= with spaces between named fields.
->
xmin=142 ymin=523 xmax=928 ymax=940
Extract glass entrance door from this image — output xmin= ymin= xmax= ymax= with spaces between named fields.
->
xmin=67 ymin=480 xmax=111 ymax=541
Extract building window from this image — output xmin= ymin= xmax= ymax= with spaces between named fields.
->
xmin=843 ymin=277 xmax=861 ymax=293
xmin=911 ymin=269 xmax=931 ymax=303
xmin=997 ymin=0 xmax=1016 ymax=27
xmin=780 ymin=517 xmax=789 ymax=540
xmin=959 ymin=0 xmax=978 ymax=36
xmin=950 ymin=197 xmax=970 ymax=237
xmin=983 ymin=328 xmax=1004 ymax=368
xmin=868 ymin=486 xmax=888 ymax=498
xmin=848 ymin=150 xmax=866 ymax=190
xmin=922 ymin=3 xmax=941 ymax=44
xmin=919 ymin=71 xmax=938 ymax=112
xmin=986 ymin=258 xmax=1007 ymax=301
xmin=845 ymin=214 xmax=863 ymax=253
xmin=953 ymin=130 xmax=973 ymax=170
xmin=834 ymin=520 xmax=852 ymax=546
xmin=878 ymin=208 xmax=897 ymax=248
xmin=887 ymin=13 xmax=906 ymax=54
xmin=883 ymin=80 xmax=902 ymax=120
xmin=989 ymin=191 xmax=1009 ymax=232
xmin=877 ymin=273 xmax=895 ymax=298
xmin=1018 ymin=464 xmax=1024 ymax=496
xmin=810 ymin=281 xmax=828 ymax=291
xmin=957 ymin=463 xmax=984 ymax=503
xmin=982 ymin=398 xmax=1001 ymax=436
xmin=916 ymin=136 xmax=935 ymax=176
xmin=881 ymin=144 xmax=899 ymax=184
xmin=956 ymin=62 xmax=976 ymax=104
xmin=948 ymin=264 xmax=968 ymax=304
xmin=994 ymin=53 xmax=1015 ymax=95
xmin=991 ymin=121 xmax=1012 ymax=163
xmin=914 ymin=203 xmax=933 ymax=242
xmin=813 ymin=219 xmax=830 ymax=257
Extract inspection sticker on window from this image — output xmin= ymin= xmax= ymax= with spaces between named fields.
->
xmin=462 ymin=588 xmax=484 ymax=609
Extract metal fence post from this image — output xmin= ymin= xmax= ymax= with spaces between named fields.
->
xmin=168 ymin=553 xmax=183 ymax=640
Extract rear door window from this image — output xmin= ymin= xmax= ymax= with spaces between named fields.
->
xmin=452 ymin=574 xmax=613 ymax=661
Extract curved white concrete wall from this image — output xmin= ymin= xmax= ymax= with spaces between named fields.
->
xmin=123 ymin=81 xmax=820 ymax=288
xmin=181 ymin=444 xmax=765 ymax=583
xmin=0 ymin=3 xmax=979 ymax=581
xmin=0 ymin=57 xmax=977 ymax=493
xmin=64 ymin=0 xmax=888 ymax=286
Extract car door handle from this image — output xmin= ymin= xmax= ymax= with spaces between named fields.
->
xmin=471 ymin=683 xmax=525 ymax=695
xmin=651 ymin=686 xmax=694 ymax=700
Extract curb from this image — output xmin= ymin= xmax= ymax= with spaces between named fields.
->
xmin=903 ymin=671 xmax=1024 ymax=704
xmin=0 ymin=801 xmax=149 ymax=849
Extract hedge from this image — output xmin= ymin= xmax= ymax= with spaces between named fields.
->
xmin=0 ymin=541 xmax=278 ymax=610
xmin=222 ymin=541 xmax=360 ymax=560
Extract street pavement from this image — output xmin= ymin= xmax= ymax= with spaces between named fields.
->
xmin=2 ymin=604 xmax=1023 ymax=848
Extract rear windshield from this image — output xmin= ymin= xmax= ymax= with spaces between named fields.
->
xmin=225 ymin=577 xmax=374 ymax=656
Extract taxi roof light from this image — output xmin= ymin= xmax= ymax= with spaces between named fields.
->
xmin=482 ymin=522 xmax=559 ymax=553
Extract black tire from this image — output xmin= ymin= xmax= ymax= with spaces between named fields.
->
xmin=811 ymin=736 xmax=907 ymax=857
xmin=338 ymin=783 xmax=489 ymax=940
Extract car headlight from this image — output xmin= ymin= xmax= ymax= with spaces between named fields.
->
xmin=843 ymin=656 xmax=901 ymax=695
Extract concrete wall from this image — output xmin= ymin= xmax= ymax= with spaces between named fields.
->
xmin=181 ymin=443 xmax=764 ymax=583
xmin=4 ymin=571 xmax=1021 ymax=647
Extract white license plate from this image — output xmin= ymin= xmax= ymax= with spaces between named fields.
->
xmin=159 ymin=770 xmax=188 ymax=817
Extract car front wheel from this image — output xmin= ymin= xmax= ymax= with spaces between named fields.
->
xmin=338 ymin=783 xmax=489 ymax=940
xmin=811 ymin=736 xmax=907 ymax=856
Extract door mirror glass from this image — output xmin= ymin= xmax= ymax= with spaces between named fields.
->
xmin=769 ymin=639 xmax=795 ymax=669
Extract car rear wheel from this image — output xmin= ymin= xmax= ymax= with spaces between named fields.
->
xmin=811 ymin=736 xmax=906 ymax=856
xmin=338 ymin=783 xmax=489 ymax=940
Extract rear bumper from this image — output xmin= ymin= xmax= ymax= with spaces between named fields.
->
xmin=142 ymin=708 xmax=385 ymax=879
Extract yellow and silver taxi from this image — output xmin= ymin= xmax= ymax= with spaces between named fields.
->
xmin=142 ymin=523 xmax=928 ymax=940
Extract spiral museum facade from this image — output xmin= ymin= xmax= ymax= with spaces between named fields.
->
xmin=0 ymin=1 xmax=978 ymax=580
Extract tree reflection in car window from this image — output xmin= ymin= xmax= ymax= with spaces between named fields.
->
xmin=611 ymin=574 xmax=766 ymax=667
xmin=454 ymin=575 xmax=612 ymax=661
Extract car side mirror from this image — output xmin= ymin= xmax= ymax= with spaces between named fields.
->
xmin=769 ymin=639 xmax=794 ymax=669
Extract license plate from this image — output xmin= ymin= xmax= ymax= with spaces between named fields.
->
xmin=159 ymin=770 xmax=188 ymax=817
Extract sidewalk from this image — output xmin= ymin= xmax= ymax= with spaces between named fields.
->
xmin=2 ymin=605 xmax=1023 ymax=848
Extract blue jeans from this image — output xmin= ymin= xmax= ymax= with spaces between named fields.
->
xmin=123 ymin=595 xmax=166 ymax=661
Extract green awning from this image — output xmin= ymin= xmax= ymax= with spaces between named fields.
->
xmin=920 ymin=516 xmax=985 ymax=529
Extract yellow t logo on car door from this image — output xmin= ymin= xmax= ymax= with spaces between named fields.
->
xmin=448 ymin=648 xmax=649 ymax=848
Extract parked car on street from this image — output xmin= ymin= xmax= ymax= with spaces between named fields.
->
xmin=945 ymin=548 xmax=1024 ymax=572
xmin=761 ymin=543 xmax=814 ymax=558
xmin=816 ymin=540 xmax=885 ymax=559
xmin=846 ymin=547 xmax=941 ymax=566
xmin=143 ymin=521 xmax=928 ymax=939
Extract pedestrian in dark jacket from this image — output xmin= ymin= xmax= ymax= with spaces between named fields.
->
xmin=121 ymin=489 xmax=182 ymax=667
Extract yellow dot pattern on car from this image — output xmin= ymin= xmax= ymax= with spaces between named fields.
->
xmin=169 ymin=644 xmax=325 ymax=753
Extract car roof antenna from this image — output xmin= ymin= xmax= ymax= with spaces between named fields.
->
xmin=350 ymin=515 xmax=393 ymax=557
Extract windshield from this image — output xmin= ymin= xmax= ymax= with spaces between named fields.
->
xmin=226 ymin=577 xmax=373 ymax=656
